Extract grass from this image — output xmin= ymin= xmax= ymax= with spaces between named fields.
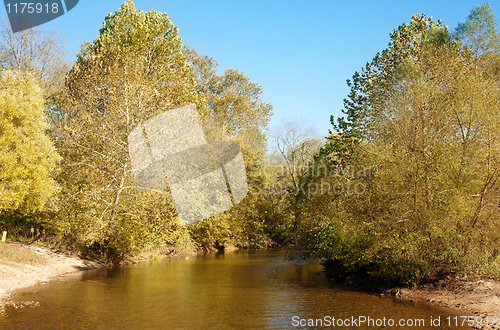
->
xmin=0 ymin=243 xmax=47 ymax=265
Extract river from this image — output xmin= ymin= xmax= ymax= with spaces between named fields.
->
xmin=1 ymin=249 xmax=470 ymax=329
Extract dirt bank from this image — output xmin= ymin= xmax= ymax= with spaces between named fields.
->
xmin=0 ymin=243 xmax=102 ymax=306
xmin=396 ymin=278 xmax=500 ymax=330
xmin=323 ymin=261 xmax=500 ymax=329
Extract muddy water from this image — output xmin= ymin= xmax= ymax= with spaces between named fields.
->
xmin=1 ymin=249 xmax=471 ymax=329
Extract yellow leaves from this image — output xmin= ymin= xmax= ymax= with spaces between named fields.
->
xmin=0 ymin=71 xmax=60 ymax=212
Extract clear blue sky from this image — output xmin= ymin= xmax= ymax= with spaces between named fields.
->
xmin=3 ymin=1 xmax=498 ymax=137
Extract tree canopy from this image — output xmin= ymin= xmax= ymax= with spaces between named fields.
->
xmin=0 ymin=22 xmax=69 ymax=101
xmin=57 ymin=0 xmax=204 ymax=257
xmin=308 ymin=13 xmax=500 ymax=285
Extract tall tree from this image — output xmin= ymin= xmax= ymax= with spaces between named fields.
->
xmin=310 ymin=14 xmax=500 ymax=284
xmin=271 ymin=120 xmax=319 ymax=195
xmin=0 ymin=71 xmax=60 ymax=211
xmin=58 ymin=0 xmax=203 ymax=256
xmin=267 ymin=120 xmax=320 ymax=241
xmin=183 ymin=46 xmax=274 ymax=249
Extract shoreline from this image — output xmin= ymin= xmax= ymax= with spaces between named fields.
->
xmin=335 ymin=277 xmax=500 ymax=329
xmin=395 ymin=278 xmax=500 ymax=330
xmin=0 ymin=243 xmax=104 ymax=306
xmin=324 ymin=263 xmax=500 ymax=330
xmin=0 ymin=241 xmax=202 ymax=307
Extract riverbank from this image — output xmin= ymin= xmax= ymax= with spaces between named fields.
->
xmin=396 ymin=278 xmax=500 ymax=330
xmin=0 ymin=241 xmax=207 ymax=309
xmin=353 ymin=276 xmax=500 ymax=329
xmin=323 ymin=261 xmax=500 ymax=329
xmin=0 ymin=243 xmax=103 ymax=307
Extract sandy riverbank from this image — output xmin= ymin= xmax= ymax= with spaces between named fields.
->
xmin=0 ymin=241 xmax=200 ymax=309
xmin=0 ymin=243 xmax=102 ymax=306
xmin=393 ymin=278 xmax=500 ymax=329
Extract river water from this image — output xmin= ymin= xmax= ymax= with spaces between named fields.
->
xmin=1 ymin=249 xmax=471 ymax=329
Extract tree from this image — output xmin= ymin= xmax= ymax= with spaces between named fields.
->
xmin=267 ymin=120 xmax=321 ymax=241
xmin=455 ymin=2 xmax=500 ymax=57
xmin=58 ymin=0 xmax=203 ymax=257
xmin=0 ymin=19 xmax=69 ymax=101
xmin=309 ymin=13 xmax=500 ymax=285
xmin=0 ymin=71 xmax=60 ymax=212
xmin=183 ymin=46 xmax=274 ymax=249
xmin=271 ymin=120 xmax=319 ymax=195
xmin=183 ymin=46 xmax=273 ymax=163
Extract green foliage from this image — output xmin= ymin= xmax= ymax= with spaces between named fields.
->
xmin=0 ymin=71 xmax=60 ymax=212
xmin=304 ymin=12 xmax=500 ymax=285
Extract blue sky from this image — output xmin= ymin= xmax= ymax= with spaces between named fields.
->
xmin=2 ymin=1 xmax=498 ymax=138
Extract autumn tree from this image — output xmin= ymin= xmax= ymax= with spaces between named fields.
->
xmin=454 ymin=2 xmax=500 ymax=79
xmin=58 ymin=1 xmax=203 ymax=257
xmin=307 ymin=13 xmax=500 ymax=285
xmin=183 ymin=46 xmax=274 ymax=249
xmin=266 ymin=120 xmax=321 ymax=242
xmin=183 ymin=46 xmax=272 ymax=162
xmin=0 ymin=71 xmax=60 ymax=212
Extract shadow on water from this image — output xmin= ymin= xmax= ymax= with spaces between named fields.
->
xmin=1 ymin=249 xmax=471 ymax=329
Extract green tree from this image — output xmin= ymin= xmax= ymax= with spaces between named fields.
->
xmin=309 ymin=14 xmax=500 ymax=285
xmin=455 ymin=2 xmax=500 ymax=57
xmin=58 ymin=0 xmax=202 ymax=258
xmin=0 ymin=71 xmax=60 ymax=212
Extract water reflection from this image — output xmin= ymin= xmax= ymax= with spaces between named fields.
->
xmin=1 ymin=249 xmax=471 ymax=329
